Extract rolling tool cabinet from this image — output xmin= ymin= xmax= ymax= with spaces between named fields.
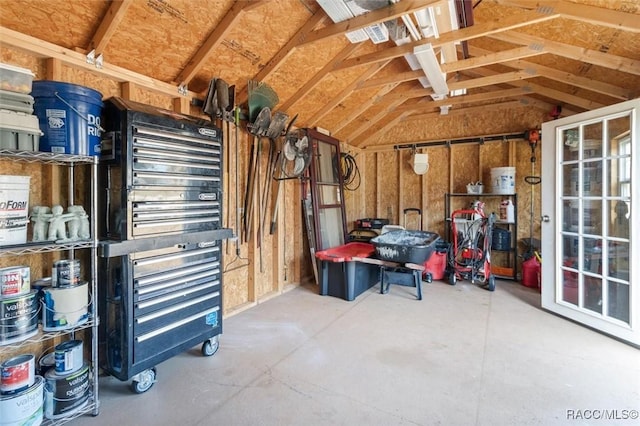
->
xmin=97 ymin=98 xmax=231 ymax=393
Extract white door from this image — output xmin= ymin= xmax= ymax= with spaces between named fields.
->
xmin=541 ymin=99 xmax=639 ymax=346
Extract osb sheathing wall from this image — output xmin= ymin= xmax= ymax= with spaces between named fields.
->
xmin=0 ymin=46 xmax=307 ymax=317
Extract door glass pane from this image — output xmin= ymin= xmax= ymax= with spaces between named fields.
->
xmin=562 ymin=127 xmax=579 ymax=161
xmin=315 ymin=142 xmax=339 ymax=184
xmin=562 ymin=200 xmax=579 ymax=233
xmin=319 ymin=185 xmax=339 ymax=205
xmin=606 ymin=114 xmax=630 ymax=157
xmin=607 ymin=281 xmax=629 ymax=323
xmin=583 ymin=236 xmax=602 ymax=273
xmin=318 ymin=207 xmax=344 ymax=249
xmin=584 ymin=276 xmax=603 ymax=314
xmin=608 ymin=200 xmax=630 ymax=238
xmin=608 ymin=240 xmax=629 ymax=281
xmin=606 ymin=159 xmax=630 ymax=197
xmin=562 ymin=269 xmax=578 ymax=306
xmin=562 ymin=235 xmax=578 ymax=263
xmin=583 ymin=121 xmax=602 ymax=160
xmin=562 ymin=164 xmax=576 ymax=197
xmin=582 ymin=162 xmax=603 ymax=197
xmin=583 ymin=199 xmax=602 ymax=234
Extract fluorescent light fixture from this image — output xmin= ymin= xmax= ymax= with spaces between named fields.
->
xmin=413 ymin=44 xmax=449 ymax=95
xmin=401 ymin=14 xmax=421 ymax=41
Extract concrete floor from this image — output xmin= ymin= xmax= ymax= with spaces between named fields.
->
xmin=77 ymin=280 xmax=639 ymax=426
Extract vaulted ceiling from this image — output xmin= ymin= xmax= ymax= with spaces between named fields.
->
xmin=1 ymin=0 xmax=638 ymax=148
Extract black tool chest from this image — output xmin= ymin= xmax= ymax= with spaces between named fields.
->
xmin=97 ymin=98 xmax=231 ymax=392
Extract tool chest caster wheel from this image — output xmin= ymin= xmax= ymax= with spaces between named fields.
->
xmin=423 ymin=272 xmax=433 ymax=283
xmin=202 ymin=335 xmax=220 ymax=357
xmin=448 ymin=273 xmax=457 ymax=285
xmin=130 ymin=368 xmax=157 ymax=394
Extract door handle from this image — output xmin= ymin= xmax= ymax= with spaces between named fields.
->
xmin=541 ymin=215 xmax=550 ymax=223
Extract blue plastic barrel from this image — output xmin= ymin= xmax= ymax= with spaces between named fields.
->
xmin=31 ymin=81 xmax=103 ymax=156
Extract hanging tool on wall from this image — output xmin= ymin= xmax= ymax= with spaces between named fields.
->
xmin=270 ymin=114 xmax=298 ymax=235
xmin=524 ymin=129 xmax=542 ymax=259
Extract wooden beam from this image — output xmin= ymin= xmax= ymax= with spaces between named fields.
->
xmin=176 ymin=1 xmax=266 ymax=87
xmin=392 ymin=87 xmax=529 ymax=115
xmin=489 ymin=31 xmax=640 ymax=76
xmin=337 ymin=8 xmax=560 ymax=71
xmin=467 ymin=67 xmax=606 ymax=111
xmin=88 ymin=0 xmax=133 ymax=55
xmin=333 ymin=83 xmax=399 ymax=134
xmin=468 ymin=45 xmax=634 ymax=100
xmin=307 ymin=60 xmax=391 ymax=126
xmin=401 ymin=99 xmax=525 ymax=122
xmin=236 ymin=11 xmax=327 ymax=105
xmin=495 ymin=0 xmax=640 ymax=33
xmin=0 ymin=26 xmax=199 ymax=99
xmin=300 ymin=0 xmax=441 ymax=46
xmin=278 ymin=43 xmax=360 ymax=113
xmin=348 ymin=98 xmax=406 ymax=145
xmin=358 ymin=70 xmax=423 ymax=90
xmin=441 ymin=45 xmax=546 ymax=73
xmin=449 ymin=70 xmax=538 ymax=90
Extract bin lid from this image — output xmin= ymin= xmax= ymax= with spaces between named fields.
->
xmin=315 ymin=242 xmax=375 ymax=262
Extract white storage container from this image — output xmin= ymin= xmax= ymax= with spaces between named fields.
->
xmin=0 ymin=63 xmax=34 ymax=94
xmin=0 ymin=109 xmax=42 ymax=151
xmin=0 ymin=89 xmax=34 ymax=114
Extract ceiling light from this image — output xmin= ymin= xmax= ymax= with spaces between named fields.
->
xmin=413 ymin=44 xmax=449 ymax=95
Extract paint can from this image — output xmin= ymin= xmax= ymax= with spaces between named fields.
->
xmin=38 ymin=352 xmax=56 ymax=377
xmin=51 ymin=259 xmax=80 ymax=287
xmin=54 ymin=340 xmax=83 ymax=374
xmin=0 ymin=290 xmax=39 ymax=345
xmin=0 ymin=266 xmax=30 ymax=297
xmin=0 ymin=175 xmax=30 ymax=246
xmin=44 ymin=363 xmax=90 ymax=420
xmin=0 ymin=354 xmax=35 ymax=395
xmin=0 ymin=375 xmax=44 ymax=426
xmin=41 ymin=281 xmax=88 ymax=331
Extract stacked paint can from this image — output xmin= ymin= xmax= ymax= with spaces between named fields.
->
xmin=0 ymin=265 xmax=39 ymax=346
xmin=42 ymin=259 xmax=89 ymax=331
xmin=44 ymin=340 xmax=90 ymax=420
xmin=0 ymin=354 xmax=45 ymax=425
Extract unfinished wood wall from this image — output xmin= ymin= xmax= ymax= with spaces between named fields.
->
xmin=0 ymin=45 xmax=309 ymax=318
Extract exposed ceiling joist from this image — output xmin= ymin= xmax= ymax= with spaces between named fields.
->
xmin=0 ymin=26 xmax=198 ymax=99
xmin=88 ymin=0 xmax=133 ymax=55
xmin=176 ymin=1 xmax=267 ymax=88
xmin=489 ymin=31 xmax=640 ymax=76
xmin=333 ymin=83 xmax=400 ymax=134
xmin=348 ymin=97 xmax=407 ymax=144
xmin=307 ymin=59 xmax=392 ymax=126
xmin=336 ymin=8 xmax=560 ymax=71
xmin=359 ymin=70 xmax=423 ymax=90
xmin=450 ymin=70 xmax=537 ymax=90
xmin=468 ymin=45 xmax=635 ymax=100
xmin=440 ymin=44 xmax=546 ymax=73
xmin=495 ymin=0 xmax=640 ymax=33
xmin=299 ymin=0 xmax=441 ymax=46
xmin=400 ymin=99 xmax=525 ymax=123
xmin=236 ymin=11 xmax=327 ymax=104
xmin=279 ymin=43 xmax=360 ymax=113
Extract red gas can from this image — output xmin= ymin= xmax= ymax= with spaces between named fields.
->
xmin=522 ymin=256 xmax=541 ymax=291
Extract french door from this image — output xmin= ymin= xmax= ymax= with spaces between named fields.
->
xmin=541 ymin=99 xmax=639 ymax=346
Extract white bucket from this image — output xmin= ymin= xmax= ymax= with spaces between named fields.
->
xmin=0 ymin=175 xmax=30 ymax=246
xmin=490 ymin=167 xmax=516 ymax=194
xmin=41 ymin=282 xmax=89 ymax=332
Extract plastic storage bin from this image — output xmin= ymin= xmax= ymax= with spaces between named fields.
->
xmin=370 ymin=230 xmax=440 ymax=264
xmin=0 ymin=89 xmax=34 ymax=113
xmin=315 ymin=242 xmax=379 ymax=301
xmin=0 ymin=109 xmax=42 ymax=150
xmin=0 ymin=63 xmax=34 ymax=94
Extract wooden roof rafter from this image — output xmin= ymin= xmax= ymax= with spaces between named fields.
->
xmin=495 ymin=0 xmax=640 ymax=33
xmin=88 ymin=0 xmax=133 ymax=56
xmin=488 ymin=31 xmax=640 ymax=76
xmin=278 ymin=42 xmax=361 ymax=113
xmin=333 ymin=82 xmax=400 ymax=134
xmin=335 ymin=7 xmax=561 ymax=71
xmin=175 ymin=0 xmax=268 ymax=89
xmin=468 ymin=45 xmax=635 ymax=100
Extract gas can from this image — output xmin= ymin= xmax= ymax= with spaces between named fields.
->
xmin=499 ymin=199 xmax=515 ymax=223
xmin=522 ymin=256 xmax=541 ymax=291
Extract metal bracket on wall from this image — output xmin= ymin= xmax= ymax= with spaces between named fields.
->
xmin=85 ymin=49 xmax=104 ymax=69
xmin=178 ymin=84 xmax=188 ymax=96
